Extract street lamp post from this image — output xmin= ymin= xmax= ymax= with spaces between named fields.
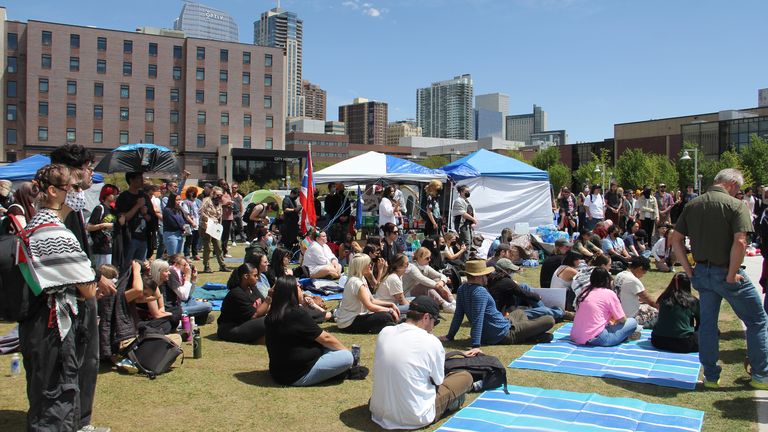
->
xmin=594 ymin=164 xmax=605 ymax=190
xmin=680 ymin=149 xmax=699 ymax=193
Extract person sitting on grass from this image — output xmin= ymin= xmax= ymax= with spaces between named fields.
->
xmin=652 ymin=225 xmax=674 ymax=272
xmin=265 ymin=276 xmax=357 ymax=386
xmin=487 ymin=259 xmax=572 ymax=322
xmin=601 ymin=224 xmax=631 ymax=267
xmin=550 ymin=251 xmax=584 ymax=289
xmin=440 ymin=260 xmax=555 ymax=348
xmin=266 ymin=247 xmax=294 ymax=286
xmin=376 ymin=253 xmax=411 ymax=314
xmin=651 ymin=272 xmax=699 ymax=353
xmin=217 ymin=263 xmax=270 ymax=344
xmin=570 ymin=268 xmax=640 ymax=347
xmin=245 ymin=227 xmax=276 ymax=265
xmin=303 ymin=229 xmax=342 ymax=279
xmin=403 ymin=247 xmax=456 ymax=313
xmin=362 ymin=243 xmax=387 ymax=291
xmin=134 ymin=260 xmax=177 ymax=335
xmin=167 ymin=253 xmax=212 ymax=325
xmin=573 ymin=228 xmax=604 ymax=260
xmin=614 ymin=256 xmax=658 ymax=328
xmin=335 ymin=253 xmax=400 ymax=334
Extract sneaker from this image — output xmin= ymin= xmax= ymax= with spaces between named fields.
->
xmin=243 ymin=241 xmax=251 ymax=246
xmin=561 ymin=311 xmax=576 ymax=321
xmin=220 ymin=266 xmax=232 ymax=272
xmin=703 ymin=379 xmax=721 ymax=389
xmin=446 ymin=393 xmax=466 ymax=412
xmin=116 ymin=358 xmax=138 ymax=375
xmin=628 ymin=331 xmax=642 ymax=341
xmin=531 ymin=333 xmax=554 ymax=344
xmin=750 ymin=379 xmax=768 ymax=390
xmin=232 ymin=242 xmax=237 ymax=247
xmin=346 ymin=365 xmax=369 ymax=380
xmin=443 ymin=302 xmax=456 ymax=314
xmin=78 ymin=426 xmax=111 ymax=432
xmin=224 ymin=253 xmax=233 ymax=258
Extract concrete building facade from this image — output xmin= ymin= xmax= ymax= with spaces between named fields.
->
xmin=416 ymin=74 xmax=474 ymax=140
xmin=760 ymin=88 xmax=768 ymax=108
xmin=302 ymin=80 xmax=326 ymax=121
xmin=173 ymin=1 xmax=239 ymax=42
xmin=505 ymin=104 xmax=547 ymax=145
xmin=474 ymin=109 xmax=503 ymax=140
xmin=325 ymin=121 xmax=345 ymax=135
xmin=387 ymin=120 xmax=421 ymax=147
xmin=338 ymin=98 xmax=387 ymax=146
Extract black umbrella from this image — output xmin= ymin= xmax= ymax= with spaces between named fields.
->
xmin=94 ymin=143 xmax=180 ymax=174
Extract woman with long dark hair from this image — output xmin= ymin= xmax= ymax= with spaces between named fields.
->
xmin=651 ymin=273 xmax=699 ymax=353
xmin=217 ymin=263 xmax=270 ymax=344
xmin=570 ymin=268 xmax=638 ymax=346
xmin=265 ymin=276 xmax=354 ymax=386
xmin=162 ymin=192 xmax=186 ymax=255
xmin=267 ymin=247 xmax=293 ymax=286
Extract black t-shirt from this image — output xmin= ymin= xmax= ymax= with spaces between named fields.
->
xmin=218 ymin=286 xmax=262 ymax=327
xmin=265 ymin=307 xmax=323 ymax=385
xmin=116 ymin=190 xmax=150 ymax=241
xmin=605 ymin=191 xmax=621 ymax=209
xmin=539 ymin=254 xmax=564 ymax=288
xmin=88 ymin=203 xmax=113 ymax=255
xmin=64 ymin=210 xmax=90 ymax=258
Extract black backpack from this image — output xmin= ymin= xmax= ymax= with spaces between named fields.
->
xmin=0 ymin=215 xmax=32 ymax=322
xmin=243 ymin=203 xmax=257 ymax=223
xmin=125 ymin=333 xmax=183 ymax=379
xmin=444 ymin=351 xmax=509 ymax=394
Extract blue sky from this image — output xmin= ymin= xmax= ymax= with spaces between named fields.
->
xmin=5 ymin=0 xmax=767 ymax=142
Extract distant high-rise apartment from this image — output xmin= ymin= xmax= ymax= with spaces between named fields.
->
xmin=506 ymin=104 xmax=547 ymax=145
xmin=173 ymin=1 xmax=239 ymax=42
xmin=302 ymin=80 xmax=326 ymax=121
xmin=474 ymin=109 xmax=503 ymax=140
xmin=387 ymin=120 xmax=422 ymax=146
xmin=476 ymin=92 xmax=509 ymax=138
xmin=475 ymin=93 xmax=509 ymax=116
xmin=339 ymin=98 xmax=388 ymax=146
xmin=254 ymin=7 xmax=304 ymax=119
xmin=416 ymin=74 xmax=474 ymax=140
xmin=760 ymin=88 xmax=768 ymax=107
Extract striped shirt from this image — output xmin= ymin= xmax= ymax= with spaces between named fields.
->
xmin=446 ymin=283 xmax=510 ymax=347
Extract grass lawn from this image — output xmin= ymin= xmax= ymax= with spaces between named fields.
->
xmin=0 ymin=246 xmax=759 ymax=431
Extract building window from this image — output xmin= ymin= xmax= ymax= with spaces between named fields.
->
xmin=38 ymin=127 xmax=49 ymax=141
xmin=243 ymin=136 xmax=251 ymax=149
xmin=66 ymin=128 xmax=76 ymax=143
xmin=7 ymin=129 xmax=17 ymax=145
xmin=264 ymin=74 xmax=272 ymax=87
xmin=70 ymin=34 xmax=80 ymax=49
xmin=93 ymin=105 xmax=103 ymax=119
xmin=244 ymin=114 xmax=252 ymax=127
xmin=123 ymin=62 xmax=132 ymax=76
xmin=266 ymin=115 xmax=273 ymax=129
xmin=7 ymin=33 xmax=18 ymax=51
xmin=146 ymin=86 xmax=155 ymax=101
xmin=202 ymin=158 xmax=216 ymax=174
xmin=219 ymin=92 xmax=227 ymax=105
xmin=265 ymin=54 xmax=272 ymax=67
xmin=7 ymin=57 xmax=17 ymax=73
xmin=263 ymin=96 xmax=271 ymax=109
xmin=7 ymin=104 xmax=17 ymax=121
xmin=42 ymin=30 xmax=52 ymax=46
xmin=243 ymin=52 xmax=251 ymax=64
xmin=70 ymin=57 xmax=80 ymax=72
xmin=39 ymin=78 xmax=49 ymax=93
xmin=123 ymin=40 xmax=133 ymax=53
xmin=170 ymin=88 xmax=180 ymax=102
xmin=242 ymin=72 xmax=250 ymax=84
xmin=220 ymin=70 xmax=228 ymax=82
xmin=97 ymin=37 xmax=107 ymax=51
xmin=145 ymin=108 xmax=154 ymax=122
xmin=220 ymin=135 xmax=228 ymax=145
xmin=148 ymin=42 xmax=157 ymax=57
xmin=120 ymin=84 xmax=129 ymax=98
xmin=7 ymin=81 xmax=17 ymax=98
xmin=94 ymin=82 xmax=103 ymax=97
xmin=196 ymin=68 xmax=205 ymax=80
xmin=221 ymin=112 xmax=229 ymax=126
xmin=144 ymin=132 xmax=154 ymax=143
xmin=220 ymin=49 xmax=228 ymax=62
xmin=242 ymin=94 xmax=251 ymax=107
xmin=39 ymin=101 xmax=49 ymax=117
xmin=67 ymin=103 xmax=76 ymax=118
xmin=173 ymin=45 xmax=182 ymax=59
xmin=196 ymin=47 xmax=205 ymax=60
xmin=6 ymin=152 xmax=17 ymax=162
xmin=197 ymin=111 xmax=206 ymax=125
xmin=97 ymin=59 xmax=106 ymax=74
xmin=197 ymin=134 xmax=206 ymax=148
xmin=93 ymin=129 xmax=103 ymax=143
xmin=148 ymin=64 xmax=157 ymax=78
xmin=170 ymin=110 xmax=179 ymax=124
xmin=41 ymin=54 xmax=52 ymax=69
xmin=173 ymin=66 xmax=181 ymax=80
xmin=170 ymin=133 xmax=179 ymax=147
xmin=196 ymin=90 xmax=204 ymax=103
xmin=67 ymin=81 xmax=77 ymax=95
xmin=265 ymin=138 xmax=273 ymax=150
xmin=120 ymin=107 xmax=129 ymax=120
xmin=119 ymin=131 xmax=128 ymax=144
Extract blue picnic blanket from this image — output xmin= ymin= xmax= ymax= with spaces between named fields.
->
xmin=436 ymin=386 xmax=704 ymax=432
xmin=508 ymin=323 xmax=701 ymax=390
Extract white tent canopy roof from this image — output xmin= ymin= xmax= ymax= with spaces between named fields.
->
xmin=313 ymin=151 xmax=447 ymax=183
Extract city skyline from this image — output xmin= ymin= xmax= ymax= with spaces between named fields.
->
xmin=3 ymin=0 xmax=766 ymax=143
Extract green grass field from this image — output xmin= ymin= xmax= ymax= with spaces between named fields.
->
xmin=0 ymin=245 xmax=759 ymax=431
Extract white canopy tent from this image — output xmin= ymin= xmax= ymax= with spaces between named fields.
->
xmin=313 ymin=151 xmax=447 ymax=183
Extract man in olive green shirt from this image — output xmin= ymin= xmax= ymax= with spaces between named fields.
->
xmin=671 ymin=168 xmax=768 ymax=389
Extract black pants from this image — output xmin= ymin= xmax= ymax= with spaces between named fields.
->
xmin=641 ymin=218 xmax=656 ymax=242
xmin=184 ymin=229 xmax=200 ymax=258
xmin=217 ymin=317 xmax=266 ymax=344
xmin=340 ymin=312 xmax=394 ymax=334
xmin=221 ymin=220 xmax=232 ymax=254
xmin=651 ymin=332 xmax=699 ymax=353
xmin=79 ymin=298 xmax=98 ymax=427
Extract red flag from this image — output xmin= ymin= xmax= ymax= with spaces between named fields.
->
xmin=299 ymin=148 xmax=316 ymax=233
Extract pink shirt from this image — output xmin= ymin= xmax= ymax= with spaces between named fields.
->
xmin=570 ymin=288 xmax=626 ymax=345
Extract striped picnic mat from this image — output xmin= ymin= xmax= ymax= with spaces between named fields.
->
xmin=508 ymin=323 xmax=701 ymax=389
xmin=436 ymin=386 xmax=704 ymax=432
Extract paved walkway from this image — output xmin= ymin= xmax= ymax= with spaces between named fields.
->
xmin=742 ymin=256 xmax=768 ymax=431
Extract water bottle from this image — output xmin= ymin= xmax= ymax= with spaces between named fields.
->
xmin=189 ymin=316 xmax=197 ymax=342
xmin=193 ymin=328 xmax=202 ymax=359
xmin=181 ymin=314 xmax=191 ymax=342
xmin=10 ymin=353 xmax=20 ymax=377
xmin=412 ymin=239 xmax=421 ymax=251
xmin=351 ymin=344 xmax=361 ymax=367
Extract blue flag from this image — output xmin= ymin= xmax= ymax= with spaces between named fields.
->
xmin=355 ymin=185 xmax=363 ymax=230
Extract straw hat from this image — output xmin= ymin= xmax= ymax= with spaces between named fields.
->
xmin=463 ymin=260 xmax=495 ymax=276
xmin=0 ymin=180 xmax=11 ymax=197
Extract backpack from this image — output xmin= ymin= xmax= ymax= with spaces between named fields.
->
xmin=0 ymin=217 xmax=30 ymax=322
xmin=125 ymin=333 xmax=183 ymax=379
xmin=243 ymin=202 xmax=257 ymax=223
xmin=444 ymin=351 xmax=509 ymax=394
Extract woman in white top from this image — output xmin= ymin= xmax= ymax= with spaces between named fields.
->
xmin=403 ymin=247 xmax=456 ymax=312
xmin=652 ymin=227 xmax=673 ymax=272
xmin=550 ymin=251 xmax=583 ymax=289
xmin=585 ymin=184 xmax=605 ymax=230
xmin=336 ymin=253 xmax=400 ymax=334
xmin=378 ymin=186 xmax=398 ymax=229
xmin=302 ymin=230 xmax=342 ymax=279
xmin=376 ymin=253 xmax=410 ymax=314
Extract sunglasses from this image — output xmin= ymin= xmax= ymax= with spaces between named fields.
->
xmin=432 ymin=315 xmax=440 ymax=326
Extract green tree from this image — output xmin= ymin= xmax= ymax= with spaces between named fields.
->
xmin=421 ymin=155 xmax=450 ymax=169
xmin=547 ymin=163 xmax=571 ymax=193
xmin=237 ymin=179 xmax=258 ymax=195
xmin=573 ymin=160 xmax=600 ymax=189
xmin=614 ymin=149 xmax=655 ymax=190
xmin=502 ymin=149 xmax=527 ymax=161
xmin=675 ymin=141 xmax=701 ymax=190
xmin=531 ymin=146 xmax=560 ymax=170
xmin=739 ymin=134 xmax=768 ymax=187
xmin=699 ymin=150 xmax=753 ymax=191
xmin=648 ymin=154 xmax=679 ymax=190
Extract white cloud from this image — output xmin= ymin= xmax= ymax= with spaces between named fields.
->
xmin=342 ymin=0 xmax=387 ymax=17
xmin=364 ymin=7 xmax=381 ymax=16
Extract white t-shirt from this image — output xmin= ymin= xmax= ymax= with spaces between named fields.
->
xmin=376 ymin=273 xmax=404 ymax=303
xmin=652 ymin=237 xmax=668 ymax=260
xmin=370 ymin=323 xmax=445 ymax=430
xmin=336 ymin=277 xmax=370 ymax=329
xmin=379 ymin=197 xmax=396 ymax=228
xmin=614 ymin=270 xmax=644 ymax=318
xmin=303 ymin=241 xmax=337 ymax=275
xmin=393 ymin=189 xmax=407 ymax=215
xmin=586 ymin=194 xmax=605 ymax=219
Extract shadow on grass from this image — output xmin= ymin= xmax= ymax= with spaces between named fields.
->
xmin=339 ymin=404 xmax=383 ymax=431
xmin=713 ymin=396 xmax=759 ymax=421
xmin=719 ymin=347 xmax=748 ymax=365
xmin=0 ymin=410 xmax=26 ymax=431
xmin=719 ymin=330 xmax=746 ymax=342
xmin=234 ymin=369 xmax=352 ymax=388
xmin=599 ymin=377 xmax=689 ymax=397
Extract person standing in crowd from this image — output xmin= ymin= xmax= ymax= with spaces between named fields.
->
xmin=671 ymin=168 xmax=768 ymax=389
xmin=281 ymin=188 xmax=301 ymax=251
xmin=145 ymin=184 xmax=163 ymax=259
xmin=370 ymin=296 xmax=476 ymax=430
xmin=6 ymin=181 xmax=39 ymax=225
xmin=670 ymin=190 xmax=684 ymax=224
xmin=394 ymin=182 xmax=408 ymax=219
xmin=379 ymin=185 xmax=398 ymax=230
xmin=116 ymin=172 xmax=151 ymax=270
xmin=744 ymin=187 xmax=758 ymax=223
xmin=324 ymin=182 xmax=352 ymax=243
xmin=162 ymin=193 xmax=186 ymax=256
xmin=230 ymin=182 xmax=245 ymax=245
xmin=604 ymin=182 xmax=622 ymax=226
xmin=584 ymin=184 xmax=605 ymax=231
xmin=452 ymin=185 xmax=476 ymax=247
xmin=558 ymin=186 xmax=577 ymax=222
xmin=218 ymin=179 xmax=234 ymax=258
xmin=181 ymin=187 xmax=201 ymax=261
xmin=651 ymin=273 xmax=700 ymax=353
xmin=635 ymin=186 xmax=659 ymax=240
xmin=577 ymin=186 xmax=589 ymax=231
xmin=200 ymin=186 xmax=229 ymax=273
xmin=422 ymin=180 xmax=443 ymax=237
xmin=655 ymin=183 xmax=674 ymax=226
xmin=0 ymin=179 xmax=11 ymax=215
xmin=87 ymin=184 xmax=119 ymax=268
xmin=683 ymin=184 xmax=699 ymax=206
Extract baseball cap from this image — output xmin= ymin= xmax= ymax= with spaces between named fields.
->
xmin=554 ymin=238 xmax=573 ymax=248
xmin=409 ymin=295 xmax=443 ymax=321
xmin=495 ymin=258 xmax=520 ymax=274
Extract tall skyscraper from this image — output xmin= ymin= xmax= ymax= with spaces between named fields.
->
xmin=302 ymin=80 xmax=326 ymax=121
xmin=339 ymin=98 xmax=388 ymax=146
xmin=173 ymin=1 xmax=239 ymax=42
xmin=475 ymin=93 xmax=509 ymax=116
xmin=416 ymin=74 xmax=474 ymax=140
xmin=254 ymin=6 xmax=304 ymax=118
xmin=475 ymin=93 xmax=509 ymax=139
xmin=506 ymin=104 xmax=547 ymax=145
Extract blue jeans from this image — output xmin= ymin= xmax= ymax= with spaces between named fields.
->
xmin=125 ymin=238 xmax=148 ymax=263
xmin=518 ymin=283 xmax=565 ymax=321
xmin=584 ymin=217 xmax=602 ymax=231
xmin=164 ymin=230 xmax=184 ymax=256
xmin=693 ymin=265 xmax=768 ymax=382
xmin=587 ymin=318 xmax=638 ymax=347
xmin=292 ymin=349 xmax=353 ymax=386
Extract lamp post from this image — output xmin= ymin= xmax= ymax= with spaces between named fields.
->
xmin=594 ymin=164 xmax=605 ymax=190
xmin=680 ymin=149 xmax=699 ymax=193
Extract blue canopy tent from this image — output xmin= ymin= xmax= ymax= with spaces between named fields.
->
xmin=0 ymin=154 xmax=104 ymax=182
xmin=441 ymin=149 xmax=552 ymax=237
